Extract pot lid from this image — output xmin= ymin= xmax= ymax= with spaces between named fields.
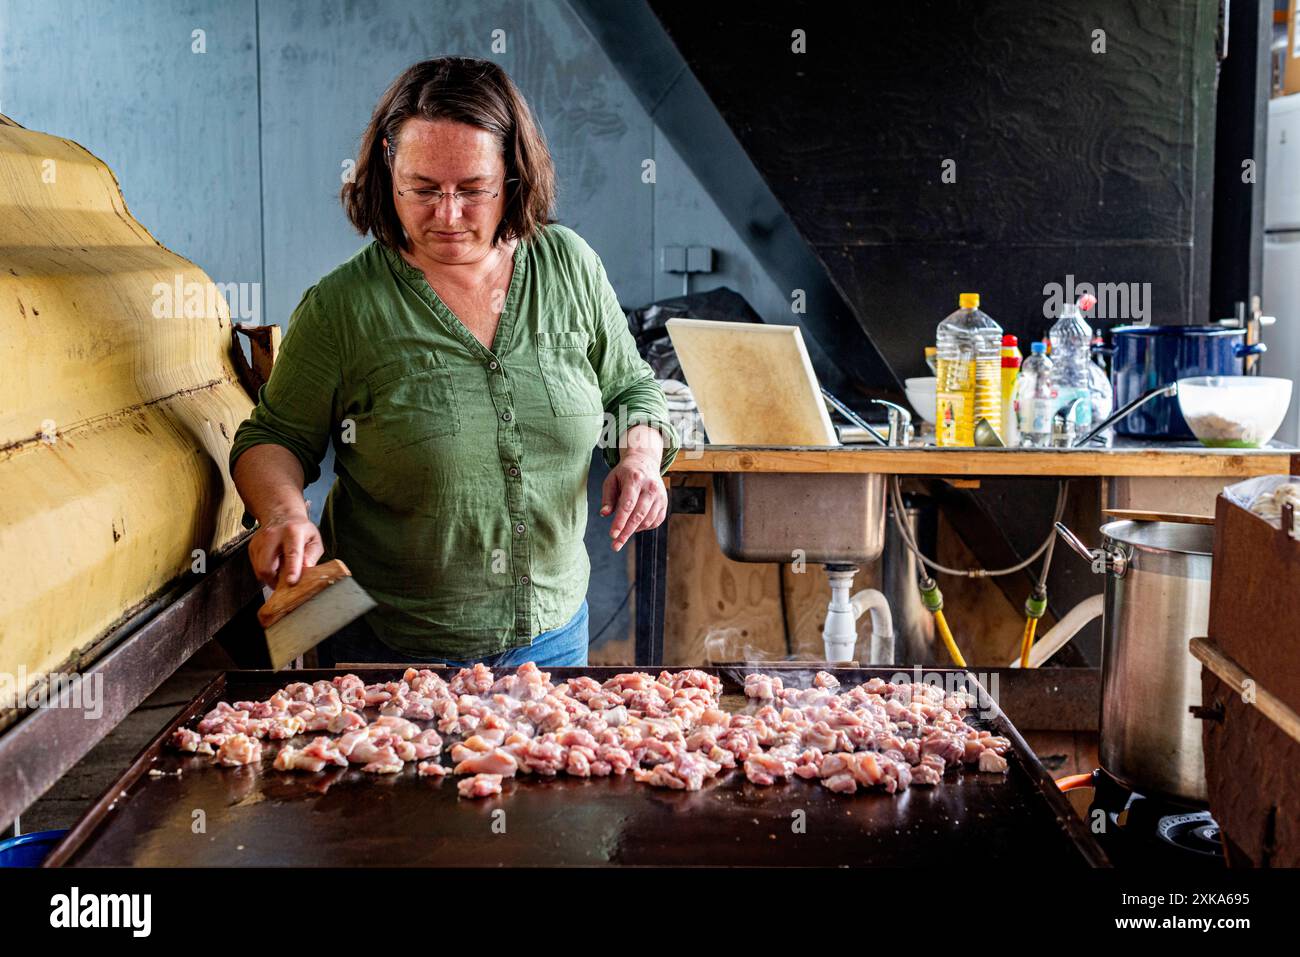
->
xmin=1109 ymin=324 xmax=1245 ymax=338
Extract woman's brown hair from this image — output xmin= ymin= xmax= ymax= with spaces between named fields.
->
xmin=342 ymin=57 xmax=556 ymax=250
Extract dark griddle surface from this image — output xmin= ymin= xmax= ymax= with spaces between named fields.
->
xmin=47 ymin=667 xmax=1106 ymax=867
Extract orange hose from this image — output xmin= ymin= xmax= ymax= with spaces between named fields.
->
xmin=1056 ymin=773 xmax=1093 ymax=792
xmin=1018 ymin=616 xmax=1039 ymax=668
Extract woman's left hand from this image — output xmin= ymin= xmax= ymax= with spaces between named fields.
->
xmin=601 ymin=427 xmax=667 ymax=551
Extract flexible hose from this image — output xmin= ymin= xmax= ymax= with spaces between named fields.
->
xmin=1018 ymin=615 xmax=1039 ymax=669
xmin=933 ymin=609 xmax=967 ymax=667
xmin=1033 ymin=482 xmax=1068 ymax=591
xmin=888 ymin=476 xmax=1068 ymax=578
xmin=1019 ymin=480 xmax=1070 ymax=666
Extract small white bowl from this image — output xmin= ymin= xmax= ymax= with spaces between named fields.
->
xmin=1177 ymin=376 xmax=1293 ymax=448
xmin=905 ymin=376 xmax=937 ymax=425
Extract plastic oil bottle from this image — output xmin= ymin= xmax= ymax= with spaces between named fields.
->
xmin=1000 ymin=333 xmax=1021 ymax=446
xmin=935 ymin=293 xmax=1003 ymax=446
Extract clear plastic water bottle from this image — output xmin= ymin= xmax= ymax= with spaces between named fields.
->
xmin=1048 ymin=296 xmax=1094 ymax=433
xmin=1015 ymin=342 xmax=1057 ymax=447
xmin=935 ymin=292 xmax=1003 ymax=447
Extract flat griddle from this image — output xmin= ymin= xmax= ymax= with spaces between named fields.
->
xmin=44 ymin=666 xmax=1108 ymax=867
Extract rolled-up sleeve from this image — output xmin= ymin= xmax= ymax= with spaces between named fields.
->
xmin=228 ymin=286 xmax=338 ymax=498
xmin=586 ymin=255 xmax=679 ymax=476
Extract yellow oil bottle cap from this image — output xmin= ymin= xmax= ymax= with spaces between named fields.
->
xmin=959 ymin=292 xmax=980 ymax=310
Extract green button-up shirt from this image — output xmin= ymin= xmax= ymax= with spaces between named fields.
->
xmin=229 ymin=225 xmax=678 ymax=658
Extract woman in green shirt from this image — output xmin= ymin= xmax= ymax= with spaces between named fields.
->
xmin=230 ymin=57 xmax=678 ymax=667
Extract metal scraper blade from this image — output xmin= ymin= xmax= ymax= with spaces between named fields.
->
xmin=263 ymin=575 xmax=377 ymax=670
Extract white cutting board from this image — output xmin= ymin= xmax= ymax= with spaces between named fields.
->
xmin=666 ymin=318 xmax=838 ymax=445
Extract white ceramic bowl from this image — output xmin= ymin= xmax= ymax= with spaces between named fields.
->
xmin=1176 ymin=375 xmax=1293 ymax=448
xmin=904 ymin=376 xmax=937 ymax=425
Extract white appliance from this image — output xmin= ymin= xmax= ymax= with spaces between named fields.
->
xmin=1264 ymin=94 xmax=1300 ymax=446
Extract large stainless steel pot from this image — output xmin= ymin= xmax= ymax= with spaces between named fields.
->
xmin=1056 ymin=519 xmax=1211 ymax=805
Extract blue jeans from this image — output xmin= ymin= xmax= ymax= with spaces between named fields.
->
xmin=317 ymin=600 xmax=590 ymax=669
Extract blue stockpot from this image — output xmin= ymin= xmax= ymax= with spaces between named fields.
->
xmin=1109 ymin=325 xmax=1266 ymax=439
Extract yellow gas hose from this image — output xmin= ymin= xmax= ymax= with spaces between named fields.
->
xmin=933 ymin=608 xmax=967 ymax=668
xmin=1019 ymin=588 xmax=1049 ymax=668
xmin=919 ymin=577 xmax=966 ymax=667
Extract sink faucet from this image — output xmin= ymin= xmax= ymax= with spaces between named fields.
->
xmin=820 ymin=388 xmax=913 ymax=446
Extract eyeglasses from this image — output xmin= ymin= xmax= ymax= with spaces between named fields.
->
xmin=395 ymin=181 xmax=513 ymax=207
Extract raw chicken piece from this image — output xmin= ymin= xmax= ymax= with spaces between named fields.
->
xmin=197 ymin=702 xmax=249 ymax=736
xmin=518 ymin=738 xmax=567 ymax=776
xmin=596 ymin=744 xmax=635 ymax=775
xmin=877 ymin=756 xmax=912 ymax=793
xmin=274 ymin=736 xmax=348 ymax=772
xmin=604 ymin=672 xmax=656 ymax=693
xmin=214 ymin=734 xmax=261 ymax=767
xmin=716 ymin=727 xmax=762 ymax=762
xmin=743 ymin=752 xmax=795 ymax=786
xmin=662 ymin=668 xmax=723 ymax=697
xmin=337 ymin=727 xmax=402 ymax=767
xmin=372 ymin=715 xmax=421 ymax=740
xmin=911 ymin=763 xmax=943 ymax=786
xmin=453 ymin=749 xmax=519 ymax=777
xmin=744 ymin=673 xmax=784 ymax=700
xmin=263 ymin=715 xmax=307 ymax=740
xmin=793 ymin=748 xmax=824 ymax=780
xmin=632 ymin=736 xmax=678 ymax=767
xmin=458 ymin=734 xmax=498 ymax=754
xmin=362 ymin=760 xmax=404 ymax=774
xmin=411 ymin=729 xmax=443 ymax=760
xmin=565 ymin=749 xmax=592 ymax=777
xmin=821 ymin=772 xmax=857 ymax=794
xmin=921 ymin=731 xmax=968 ymax=767
xmin=450 ymin=663 xmax=495 ymax=696
xmin=168 ymin=727 xmax=212 ymax=755
xmin=458 ymin=773 xmax=504 ymax=798
xmin=556 ymin=728 xmax=599 ymax=750
xmin=632 ymin=751 xmax=722 ymax=791
xmin=232 ymin=699 xmax=276 ymax=719
xmin=847 ymin=752 xmax=884 ymax=789
xmin=978 ymin=750 xmax=1009 ymax=773
xmin=417 ymin=760 xmax=448 ymax=778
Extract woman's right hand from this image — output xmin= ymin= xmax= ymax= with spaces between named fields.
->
xmin=248 ymin=511 xmax=324 ymax=588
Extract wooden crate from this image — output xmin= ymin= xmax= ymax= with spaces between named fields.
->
xmin=1200 ymin=492 xmax=1300 ymax=866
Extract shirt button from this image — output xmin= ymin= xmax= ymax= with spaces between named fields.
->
xmin=509 ymin=466 xmax=520 ymax=477
xmin=502 ymin=410 xmax=512 ymax=422
xmin=488 ymin=360 xmax=498 ymax=371
xmin=515 ymin=523 xmax=525 ymax=535
xmin=520 ymin=575 xmax=530 ymax=585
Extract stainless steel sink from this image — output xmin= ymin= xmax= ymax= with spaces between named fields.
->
xmin=711 ymin=472 xmax=886 ymax=564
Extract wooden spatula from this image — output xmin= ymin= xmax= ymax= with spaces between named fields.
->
xmin=258 ymin=559 xmax=377 ymax=669
xmin=1103 ymin=508 xmax=1214 ymax=525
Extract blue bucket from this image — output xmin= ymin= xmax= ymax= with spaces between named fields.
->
xmin=0 ymin=829 xmax=68 ymax=867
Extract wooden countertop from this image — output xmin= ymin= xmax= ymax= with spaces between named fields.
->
xmin=667 ymin=442 xmax=1299 ymax=478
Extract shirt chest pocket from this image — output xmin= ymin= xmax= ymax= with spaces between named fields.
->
xmin=536 ymin=330 xmax=603 ymax=417
xmin=364 ymin=353 xmax=460 ymax=451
